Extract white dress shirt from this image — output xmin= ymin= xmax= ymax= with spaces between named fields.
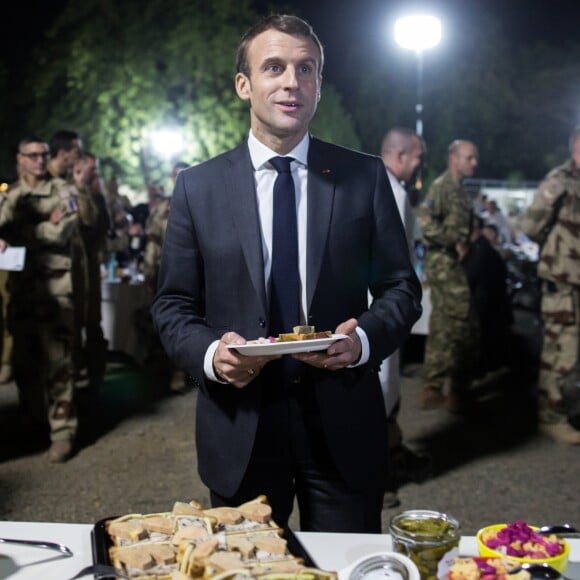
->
xmin=204 ymin=131 xmax=369 ymax=380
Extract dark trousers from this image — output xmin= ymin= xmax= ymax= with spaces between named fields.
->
xmin=210 ymin=377 xmax=383 ymax=533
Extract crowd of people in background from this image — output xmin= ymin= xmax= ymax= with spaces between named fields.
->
xmin=0 ymin=123 xmax=578 ymax=474
xmin=0 ymin=129 xmax=190 ymax=463
xmin=0 ymin=36 xmax=578 ymax=506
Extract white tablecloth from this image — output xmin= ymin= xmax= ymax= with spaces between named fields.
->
xmin=0 ymin=522 xmax=578 ymax=580
xmin=101 ymin=280 xmax=150 ymax=362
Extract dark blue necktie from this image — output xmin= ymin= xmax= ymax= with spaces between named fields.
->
xmin=269 ymin=156 xmax=300 ymax=338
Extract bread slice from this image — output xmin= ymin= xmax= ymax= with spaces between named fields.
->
xmin=278 ymin=329 xmax=332 ymax=341
xmin=107 ymin=518 xmax=148 ymax=543
xmin=103 ymin=495 xmax=337 ymax=580
xmin=237 ymin=495 xmax=273 ymax=524
xmin=293 ymin=325 xmax=315 ymax=334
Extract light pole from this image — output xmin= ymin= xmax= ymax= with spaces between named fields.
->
xmin=394 ymin=14 xmax=441 ymax=137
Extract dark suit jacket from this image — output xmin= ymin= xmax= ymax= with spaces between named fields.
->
xmin=151 ymin=137 xmax=422 ymax=497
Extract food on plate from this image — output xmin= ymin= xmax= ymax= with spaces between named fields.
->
xmin=448 ymin=556 xmax=530 ymax=580
xmin=104 ymin=495 xmax=337 ymax=579
xmin=278 ymin=326 xmax=332 ymax=341
xmin=479 ymin=521 xmax=565 ymax=559
xmin=246 ymin=326 xmax=333 ymax=345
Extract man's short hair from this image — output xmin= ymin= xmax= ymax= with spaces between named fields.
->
xmin=381 ymin=127 xmax=419 ymax=156
xmin=17 ymin=135 xmax=47 ymax=153
xmin=49 ymin=129 xmax=82 ymax=157
xmin=236 ymin=14 xmax=324 ymax=78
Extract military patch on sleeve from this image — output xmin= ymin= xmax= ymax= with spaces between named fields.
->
xmin=540 ymin=188 xmax=558 ymax=201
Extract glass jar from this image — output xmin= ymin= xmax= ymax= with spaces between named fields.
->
xmin=389 ymin=510 xmax=461 ymax=580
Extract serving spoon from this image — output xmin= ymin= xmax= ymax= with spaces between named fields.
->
xmin=537 ymin=524 xmax=580 ymax=538
xmin=508 ymin=562 xmax=570 ymax=580
xmin=0 ymin=536 xmax=73 ymax=557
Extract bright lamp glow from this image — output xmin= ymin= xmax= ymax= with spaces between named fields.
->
xmin=395 ymin=15 xmax=441 ymax=52
xmin=151 ymin=130 xmax=185 ymax=158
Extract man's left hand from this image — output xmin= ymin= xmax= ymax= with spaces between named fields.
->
xmin=292 ymin=318 xmax=361 ymax=371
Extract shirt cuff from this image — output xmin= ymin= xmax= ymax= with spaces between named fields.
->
xmin=204 ymin=339 xmax=228 ymax=383
xmin=348 ymin=326 xmax=369 ymax=367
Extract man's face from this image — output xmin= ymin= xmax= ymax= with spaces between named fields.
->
xmin=453 ymin=143 xmax=478 ymax=179
xmin=73 ymin=155 xmax=97 ymax=187
xmin=17 ymin=142 xmax=49 ymax=180
xmin=64 ymin=138 xmax=82 ymax=172
xmin=235 ymin=29 xmax=322 ymax=151
xmin=400 ymin=138 xmax=424 ymax=184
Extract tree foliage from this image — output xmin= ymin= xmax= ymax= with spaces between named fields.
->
xmin=4 ymin=0 xmax=360 ymax=190
xmin=3 ymin=2 xmax=580 ymax=189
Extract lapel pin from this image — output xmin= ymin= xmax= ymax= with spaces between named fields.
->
xmin=322 ymin=168 xmax=331 ymax=174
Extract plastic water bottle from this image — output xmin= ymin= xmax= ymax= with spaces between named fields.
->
xmin=108 ymin=254 xmax=118 ymax=282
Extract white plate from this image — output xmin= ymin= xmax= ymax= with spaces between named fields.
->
xmin=227 ymin=334 xmax=348 ymax=356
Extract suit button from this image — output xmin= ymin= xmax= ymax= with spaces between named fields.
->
xmin=259 ymin=318 xmax=266 ymax=328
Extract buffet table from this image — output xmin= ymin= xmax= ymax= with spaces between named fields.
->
xmin=0 ymin=521 xmax=579 ymax=580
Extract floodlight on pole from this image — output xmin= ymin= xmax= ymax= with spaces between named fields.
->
xmin=151 ymin=129 xmax=185 ymax=158
xmin=394 ymin=14 xmax=441 ymax=136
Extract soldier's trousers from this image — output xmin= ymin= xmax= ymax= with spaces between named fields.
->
xmin=538 ymin=281 xmax=580 ymax=424
xmin=11 ymin=305 xmax=78 ymax=442
xmin=423 ymin=254 xmax=479 ymax=391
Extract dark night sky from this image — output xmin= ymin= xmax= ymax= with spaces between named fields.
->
xmin=6 ymin=0 xmax=580 ymax=92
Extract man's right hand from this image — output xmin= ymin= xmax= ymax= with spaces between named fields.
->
xmin=213 ymin=332 xmax=280 ymax=388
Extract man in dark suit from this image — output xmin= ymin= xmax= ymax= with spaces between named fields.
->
xmin=151 ymin=14 xmax=422 ymax=532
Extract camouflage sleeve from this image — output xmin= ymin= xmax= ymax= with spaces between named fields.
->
xmin=418 ymin=181 xmax=471 ymax=249
xmin=75 ymin=186 xmax=98 ymax=227
xmin=35 ymin=213 xmax=78 ymax=245
xmin=33 ymin=182 xmax=81 ymax=245
xmin=520 ymin=171 xmax=566 ymax=243
xmin=0 ymin=188 xmax=22 ymax=229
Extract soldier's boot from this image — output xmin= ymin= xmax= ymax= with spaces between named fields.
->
xmin=539 ymin=419 xmax=580 ymax=445
xmin=536 ymin=393 xmax=580 ymax=444
xmin=418 ymin=386 xmax=446 ymax=410
xmin=48 ymin=439 xmax=74 ymax=463
xmin=48 ymin=401 xmax=77 ymax=463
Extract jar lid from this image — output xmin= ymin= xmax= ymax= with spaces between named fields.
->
xmin=344 ymin=552 xmax=420 ymax=580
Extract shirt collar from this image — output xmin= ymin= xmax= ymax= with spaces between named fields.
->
xmin=248 ymin=130 xmax=309 ymax=170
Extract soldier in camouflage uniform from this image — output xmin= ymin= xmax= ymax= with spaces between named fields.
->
xmin=141 ymin=161 xmax=189 ymax=392
xmin=417 ymin=140 xmax=479 ymax=412
xmin=72 ymin=152 xmax=111 ymax=393
xmin=520 ymin=127 xmax=580 ymax=445
xmin=0 ymin=136 xmax=97 ymax=462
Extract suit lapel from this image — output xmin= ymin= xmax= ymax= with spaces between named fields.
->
xmin=224 ymin=142 xmax=268 ymax=312
xmin=306 ymin=138 xmax=335 ymax=310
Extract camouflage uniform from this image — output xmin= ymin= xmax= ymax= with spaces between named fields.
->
xmin=0 ymin=176 xmax=96 ymax=443
xmin=520 ymin=159 xmax=580 ymax=425
xmin=73 ymin=186 xmax=111 ymax=388
xmin=417 ymin=170 xmax=478 ymax=394
xmin=138 ymin=198 xmax=172 ymax=373
xmin=142 ymin=197 xmax=170 ymax=291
